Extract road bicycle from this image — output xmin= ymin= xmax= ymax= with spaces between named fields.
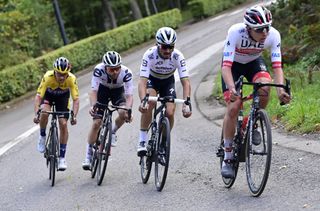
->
xmin=216 ymin=75 xmax=291 ymax=196
xmin=90 ymin=101 xmax=132 ymax=186
xmin=40 ymin=105 xmax=73 ymax=187
xmin=139 ymin=94 xmax=191 ymax=191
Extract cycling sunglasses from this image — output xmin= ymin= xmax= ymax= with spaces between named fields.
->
xmin=160 ymin=44 xmax=174 ymax=50
xmin=252 ymin=26 xmax=270 ymax=33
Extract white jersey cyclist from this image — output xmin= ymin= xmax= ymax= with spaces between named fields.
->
xmin=222 ymin=23 xmax=282 ymax=69
xmin=91 ymin=63 xmax=133 ymax=95
xmin=140 ymin=46 xmax=189 ymax=80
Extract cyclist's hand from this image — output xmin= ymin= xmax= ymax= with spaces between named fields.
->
xmin=182 ymin=103 xmax=192 ymax=118
xmin=229 ymin=88 xmax=239 ymax=103
xmin=89 ymin=106 xmax=96 ymax=117
xmin=139 ymin=98 xmax=149 ymax=113
xmin=125 ymin=110 xmax=133 ymax=123
xmin=33 ymin=115 xmax=40 ymax=124
xmin=278 ymin=89 xmax=291 ymax=104
xmin=70 ymin=117 xmax=77 ymax=125
xmin=33 ymin=110 xmax=41 ymax=124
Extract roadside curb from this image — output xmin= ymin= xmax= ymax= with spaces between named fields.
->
xmin=195 ymin=73 xmax=320 ymax=155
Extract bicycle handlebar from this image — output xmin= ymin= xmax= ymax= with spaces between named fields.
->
xmin=94 ymin=102 xmax=132 ymax=120
xmin=234 ymin=75 xmax=291 ymax=106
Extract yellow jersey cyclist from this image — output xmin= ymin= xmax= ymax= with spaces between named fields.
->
xmin=33 ymin=57 xmax=80 ymax=171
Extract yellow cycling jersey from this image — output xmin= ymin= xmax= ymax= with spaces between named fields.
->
xmin=36 ymin=70 xmax=79 ymax=100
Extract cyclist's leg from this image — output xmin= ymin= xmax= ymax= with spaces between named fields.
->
xmin=248 ymin=57 xmax=272 ymax=109
xmin=111 ymin=87 xmax=127 ymax=134
xmin=37 ymin=92 xmax=51 ymax=153
xmin=159 ymin=75 xmax=176 ymax=130
xmin=221 ymin=63 xmax=243 ymax=178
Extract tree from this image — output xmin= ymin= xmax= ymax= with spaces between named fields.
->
xmin=102 ymin=0 xmax=117 ymax=30
xmin=129 ymin=0 xmax=142 ymax=20
xmin=143 ymin=0 xmax=151 ymax=16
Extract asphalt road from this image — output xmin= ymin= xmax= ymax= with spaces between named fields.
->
xmin=0 ymin=2 xmax=320 ymax=210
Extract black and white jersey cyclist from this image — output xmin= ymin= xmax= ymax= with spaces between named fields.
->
xmin=137 ymin=26 xmax=192 ymax=155
xmin=82 ymin=51 xmax=133 ymax=170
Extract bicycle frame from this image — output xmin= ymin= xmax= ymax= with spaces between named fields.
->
xmin=236 ymin=75 xmax=291 ymax=148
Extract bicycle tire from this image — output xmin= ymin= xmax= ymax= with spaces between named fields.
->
xmin=91 ymin=145 xmax=98 ymax=179
xmin=245 ymin=109 xmax=272 ymax=197
xmin=50 ymin=126 xmax=58 ymax=187
xmin=155 ymin=117 xmax=170 ymax=191
xmin=219 ymin=131 xmax=239 ymax=188
xmin=140 ymin=124 xmax=154 ymax=184
xmin=97 ymin=121 xmax=112 ymax=185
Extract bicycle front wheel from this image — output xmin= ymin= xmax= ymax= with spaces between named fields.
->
xmin=140 ymin=125 xmax=154 ymax=184
xmin=97 ymin=122 xmax=112 ymax=186
xmin=155 ymin=117 xmax=170 ymax=191
xmin=91 ymin=144 xmax=98 ymax=179
xmin=245 ymin=109 xmax=272 ymax=197
xmin=49 ymin=126 xmax=58 ymax=187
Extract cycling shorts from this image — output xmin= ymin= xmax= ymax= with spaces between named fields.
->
xmin=95 ymin=84 xmax=126 ymax=118
xmin=147 ymin=75 xmax=177 ymax=98
xmin=221 ymin=57 xmax=271 ymax=102
xmin=42 ymin=88 xmax=70 ymax=119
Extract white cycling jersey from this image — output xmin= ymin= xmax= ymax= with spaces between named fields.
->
xmin=222 ymin=23 xmax=282 ymax=69
xmin=91 ymin=63 xmax=133 ymax=95
xmin=140 ymin=46 xmax=189 ymax=80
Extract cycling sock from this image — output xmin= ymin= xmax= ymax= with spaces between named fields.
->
xmin=60 ymin=144 xmax=67 ymax=158
xmin=112 ymin=123 xmax=119 ymax=134
xmin=139 ymin=129 xmax=148 ymax=143
xmin=40 ymin=128 xmax=46 ymax=137
xmin=223 ymin=139 xmax=233 ymax=160
xmin=86 ymin=144 xmax=93 ymax=159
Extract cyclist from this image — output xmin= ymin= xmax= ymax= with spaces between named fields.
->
xmin=82 ymin=51 xmax=133 ymax=170
xmin=137 ymin=26 xmax=192 ymax=156
xmin=33 ymin=57 xmax=79 ymax=171
xmin=220 ymin=5 xmax=291 ymax=178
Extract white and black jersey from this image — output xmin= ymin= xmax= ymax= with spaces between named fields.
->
xmin=91 ymin=63 xmax=133 ymax=95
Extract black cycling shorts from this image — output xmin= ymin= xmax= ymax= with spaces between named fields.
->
xmin=147 ymin=75 xmax=177 ymax=98
xmin=42 ymin=88 xmax=70 ymax=119
xmin=221 ymin=56 xmax=270 ymax=93
xmin=95 ymin=84 xmax=126 ymax=118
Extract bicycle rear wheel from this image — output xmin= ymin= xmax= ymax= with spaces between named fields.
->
xmin=246 ymin=109 xmax=272 ymax=197
xmin=219 ymin=128 xmax=239 ymax=188
xmin=155 ymin=117 xmax=170 ymax=191
xmin=97 ymin=122 xmax=112 ymax=185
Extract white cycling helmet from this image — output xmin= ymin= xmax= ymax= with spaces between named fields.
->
xmin=102 ymin=51 xmax=122 ymax=67
xmin=53 ymin=57 xmax=71 ymax=74
xmin=244 ymin=5 xmax=272 ymax=28
xmin=155 ymin=27 xmax=177 ymax=45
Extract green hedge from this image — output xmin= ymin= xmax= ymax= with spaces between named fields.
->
xmin=0 ymin=9 xmax=182 ymax=103
xmin=188 ymin=0 xmax=248 ymax=20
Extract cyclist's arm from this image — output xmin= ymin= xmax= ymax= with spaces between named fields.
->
xmin=221 ymin=66 xmax=235 ymax=92
xmin=89 ymin=90 xmax=98 ymax=107
xmin=34 ymin=94 xmax=42 ymax=115
xmin=72 ymin=98 xmax=80 ymax=118
xmin=125 ymin=94 xmax=133 ymax=108
xmin=138 ymin=77 xmax=148 ymax=101
xmin=180 ymin=77 xmax=191 ymax=99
